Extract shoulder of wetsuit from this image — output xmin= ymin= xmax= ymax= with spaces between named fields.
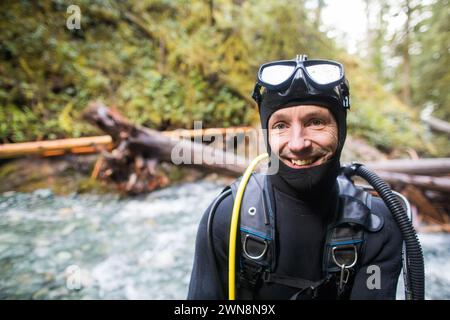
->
xmin=208 ymin=186 xmax=234 ymax=224
xmin=370 ymin=196 xmax=401 ymax=235
xmin=206 ymin=175 xmax=249 ymax=228
xmin=229 ymin=173 xmax=265 ymax=199
xmin=202 ymin=186 xmax=235 ymax=254
xmin=336 ymin=174 xmax=385 ymax=233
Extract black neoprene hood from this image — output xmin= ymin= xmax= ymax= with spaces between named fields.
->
xmin=257 ymin=64 xmax=349 ymax=197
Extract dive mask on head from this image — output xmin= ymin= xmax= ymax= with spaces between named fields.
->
xmin=252 ymin=54 xmax=350 ymax=109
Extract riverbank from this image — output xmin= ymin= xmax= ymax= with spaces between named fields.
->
xmin=0 ymin=154 xmax=234 ymax=196
xmin=0 ymin=155 xmax=114 ymax=195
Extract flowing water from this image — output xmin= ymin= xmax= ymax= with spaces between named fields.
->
xmin=0 ymin=182 xmax=449 ymax=300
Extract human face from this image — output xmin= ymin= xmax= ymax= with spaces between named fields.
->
xmin=268 ymin=105 xmax=338 ymax=169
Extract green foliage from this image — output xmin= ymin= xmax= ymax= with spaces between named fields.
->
xmin=0 ymin=0 xmax=439 ymax=155
xmin=362 ymin=0 xmax=449 ymax=155
xmin=345 ymin=55 xmax=425 ymax=152
xmin=412 ymin=0 xmax=450 ymax=121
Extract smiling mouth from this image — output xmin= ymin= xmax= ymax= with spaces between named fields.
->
xmin=282 ymin=157 xmax=321 ymax=168
xmin=291 ymin=158 xmax=314 ymax=166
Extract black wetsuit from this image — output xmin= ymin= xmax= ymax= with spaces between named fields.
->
xmin=187 ymin=178 xmax=403 ymax=300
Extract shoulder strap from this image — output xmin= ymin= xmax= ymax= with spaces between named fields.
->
xmin=322 ymin=173 xmax=385 ymax=298
xmin=230 ymin=173 xmax=276 ymax=299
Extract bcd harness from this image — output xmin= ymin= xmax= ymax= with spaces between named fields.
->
xmin=223 ymin=169 xmax=385 ymax=300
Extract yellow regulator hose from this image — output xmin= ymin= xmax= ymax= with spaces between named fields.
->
xmin=228 ymin=153 xmax=269 ymax=300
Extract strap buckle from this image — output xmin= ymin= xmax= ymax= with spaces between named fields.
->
xmin=243 ymin=234 xmax=268 ymax=260
xmin=239 ymin=260 xmax=263 ymax=288
xmin=331 ymin=244 xmax=358 ymax=291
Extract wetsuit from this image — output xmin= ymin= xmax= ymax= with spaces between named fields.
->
xmin=187 ymin=177 xmax=403 ymax=300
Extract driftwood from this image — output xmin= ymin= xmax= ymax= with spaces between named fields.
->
xmin=422 ymin=115 xmax=450 ymax=135
xmin=366 ymin=158 xmax=450 ymax=176
xmin=83 ymin=102 xmax=249 ymax=173
xmin=371 ymin=171 xmax=450 ymax=226
xmin=376 ymin=174 xmax=450 ymax=227
xmin=82 ymin=101 xmax=253 ymax=193
xmin=416 ymin=224 xmax=450 ymax=233
xmin=401 ymin=185 xmax=448 ymax=224
xmin=0 ymin=136 xmax=113 ymax=159
xmin=375 ymin=171 xmax=450 ymax=193
xmin=163 ymin=127 xmax=255 ymax=138
xmin=0 ymin=129 xmax=254 ymax=159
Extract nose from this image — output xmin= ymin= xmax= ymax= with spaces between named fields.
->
xmin=288 ymin=125 xmax=311 ymax=153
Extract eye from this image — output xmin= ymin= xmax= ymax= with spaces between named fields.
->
xmin=272 ymin=122 xmax=287 ymax=130
xmin=309 ymin=118 xmax=324 ymax=127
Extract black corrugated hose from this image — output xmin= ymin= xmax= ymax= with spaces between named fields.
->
xmin=346 ymin=163 xmax=425 ymax=300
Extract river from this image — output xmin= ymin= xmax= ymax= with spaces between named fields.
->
xmin=0 ymin=182 xmax=449 ymax=300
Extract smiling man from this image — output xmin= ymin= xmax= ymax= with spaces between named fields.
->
xmin=268 ymin=104 xmax=338 ymax=170
xmin=188 ymin=55 xmax=403 ymax=300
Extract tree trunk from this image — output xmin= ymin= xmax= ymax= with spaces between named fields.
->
xmin=375 ymin=171 xmax=450 ymax=193
xmin=366 ymin=158 xmax=450 ymax=175
xmin=422 ymin=115 xmax=450 ymax=135
xmin=402 ymin=0 xmax=412 ymax=106
xmin=315 ymin=0 xmax=325 ymax=29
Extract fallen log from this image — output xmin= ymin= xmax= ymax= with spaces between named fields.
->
xmin=416 ymin=224 xmax=450 ymax=233
xmin=163 ymin=126 xmax=255 ymax=138
xmin=375 ymin=171 xmax=450 ymax=193
xmin=82 ymin=102 xmax=259 ymax=193
xmin=124 ymin=126 xmax=249 ymax=174
xmin=0 ymin=136 xmax=113 ymax=159
xmin=401 ymin=185 xmax=447 ymax=224
xmin=422 ymin=115 xmax=450 ymax=135
xmin=82 ymin=102 xmax=251 ymax=174
xmin=366 ymin=158 xmax=450 ymax=175
xmin=0 ymin=128 xmax=255 ymax=159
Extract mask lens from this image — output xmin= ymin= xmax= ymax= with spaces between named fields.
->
xmin=305 ymin=64 xmax=342 ymax=85
xmin=260 ymin=64 xmax=296 ymax=85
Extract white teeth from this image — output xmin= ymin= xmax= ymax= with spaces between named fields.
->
xmin=291 ymin=159 xmax=313 ymax=166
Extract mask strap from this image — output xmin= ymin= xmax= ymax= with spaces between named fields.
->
xmin=252 ymin=83 xmax=262 ymax=105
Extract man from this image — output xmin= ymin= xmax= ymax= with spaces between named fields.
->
xmin=188 ymin=55 xmax=403 ymax=299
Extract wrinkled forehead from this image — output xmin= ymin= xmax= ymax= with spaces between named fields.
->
xmin=268 ymin=104 xmax=336 ymax=124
